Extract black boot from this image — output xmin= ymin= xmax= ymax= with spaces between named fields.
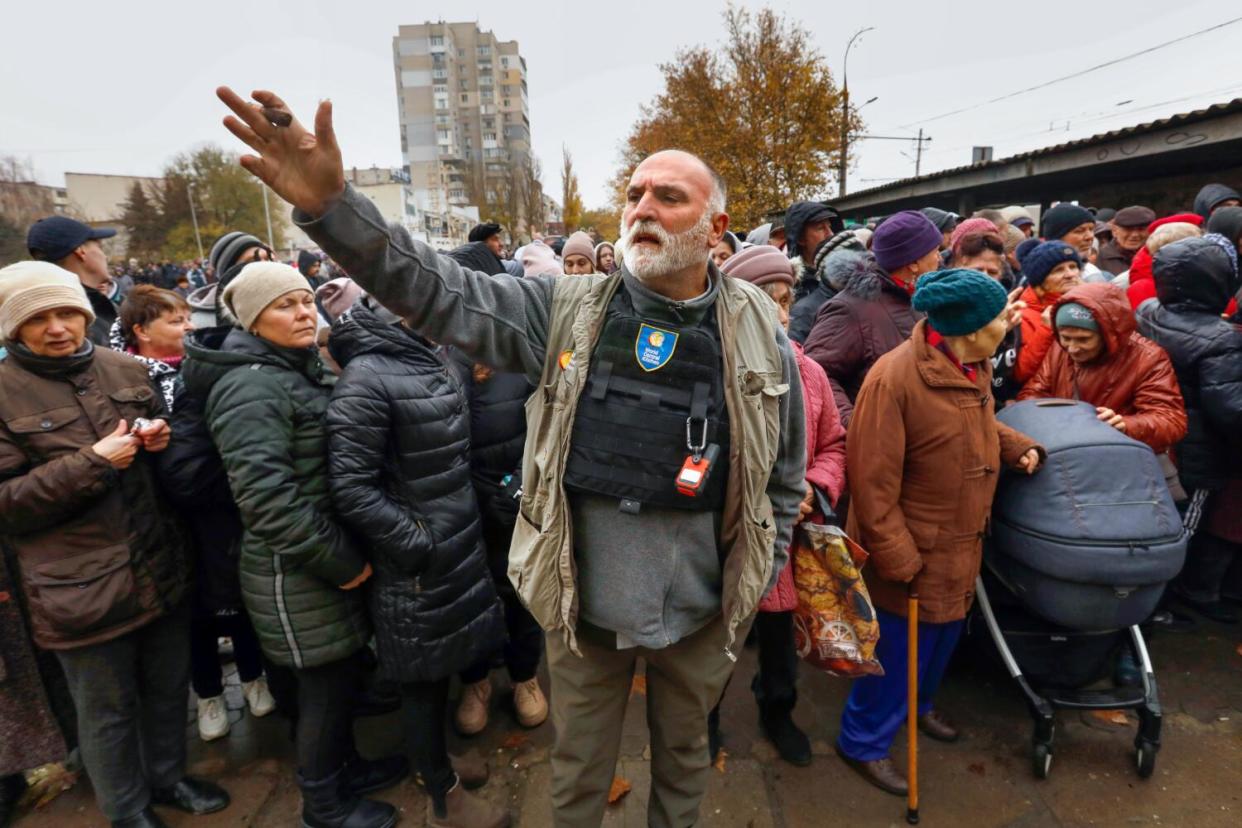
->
xmin=0 ymin=774 xmax=25 ymax=828
xmin=759 ymin=704 xmax=812 ymax=767
xmin=341 ymin=751 xmax=409 ymax=796
xmin=297 ymin=767 xmax=397 ymax=828
xmin=111 ymin=807 xmax=170 ymax=828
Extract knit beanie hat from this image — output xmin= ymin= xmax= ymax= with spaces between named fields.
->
xmin=1003 ymin=225 xmax=1026 ymax=255
xmin=949 ymin=217 xmax=999 ymax=252
xmin=912 ymin=268 xmax=1008 ymax=337
xmin=1022 ymin=241 xmax=1082 ymax=287
xmin=1054 ymin=301 xmax=1098 ymax=331
xmin=920 ymin=207 xmax=959 ymax=233
xmin=1000 ymin=205 xmax=1033 ymax=226
xmin=561 ymin=231 xmax=596 ymax=267
xmin=1014 ymin=237 xmax=1041 ymax=267
xmin=297 ymin=250 xmax=320 ymax=278
xmin=521 ymin=242 xmax=562 ymax=277
xmin=813 ymin=229 xmax=866 ymax=270
xmin=222 ymin=262 xmax=314 ymax=331
xmin=719 ymin=244 xmax=797 ymax=287
xmin=871 ymin=211 xmax=943 ymax=272
xmin=1040 ymin=203 xmax=1095 ymax=241
xmin=914 ymin=266 xmax=1008 ymax=335
xmin=209 ymin=231 xmax=267 ymax=276
xmin=0 ymin=261 xmax=96 ymax=342
xmin=315 ymin=277 xmax=364 ymax=322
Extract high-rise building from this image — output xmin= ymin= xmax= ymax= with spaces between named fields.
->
xmin=392 ymin=21 xmax=538 ymax=240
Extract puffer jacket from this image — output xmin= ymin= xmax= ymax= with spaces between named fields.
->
xmin=0 ymin=343 xmax=189 ymax=649
xmin=185 ymin=328 xmax=370 ymax=669
xmin=326 ymin=304 xmax=502 ymax=682
xmin=1014 ymin=285 xmax=1059 ymax=384
xmin=1136 ymin=237 xmax=1242 ymax=491
xmin=1018 ymin=283 xmax=1187 ymax=454
xmin=803 ymin=261 xmax=923 ymax=426
xmin=758 ymin=343 xmax=847 ymax=612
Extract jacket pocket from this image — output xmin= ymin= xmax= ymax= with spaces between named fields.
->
xmin=109 ymin=384 xmax=157 ymax=420
xmin=4 ymin=405 xmax=87 ymax=460
xmin=26 ymin=544 xmax=142 ymax=638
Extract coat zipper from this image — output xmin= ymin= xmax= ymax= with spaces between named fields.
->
xmin=995 ymin=517 xmax=1184 ymax=548
xmin=272 ymin=554 xmax=303 ymax=668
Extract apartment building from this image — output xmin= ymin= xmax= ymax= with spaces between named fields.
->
xmin=392 ymin=21 xmax=534 ymax=238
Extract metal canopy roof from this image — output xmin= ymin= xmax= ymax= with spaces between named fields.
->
xmin=834 ymin=98 xmax=1242 ymax=218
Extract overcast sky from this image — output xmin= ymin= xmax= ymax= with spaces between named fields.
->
xmin=5 ymin=0 xmax=1241 ymax=213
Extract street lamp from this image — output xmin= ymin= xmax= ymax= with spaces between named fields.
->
xmin=186 ymin=181 xmax=205 ymax=261
xmin=838 ymin=26 xmax=875 ymax=198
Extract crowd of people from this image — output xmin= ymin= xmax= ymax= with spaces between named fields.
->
xmin=0 ymin=84 xmax=1239 ymax=828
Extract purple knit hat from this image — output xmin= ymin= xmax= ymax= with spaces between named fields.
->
xmin=719 ymin=244 xmax=796 ymax=287
xmin=872 ymin=211 xmax=943 ymax=271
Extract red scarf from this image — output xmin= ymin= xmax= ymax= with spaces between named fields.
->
xmin=892 ymin=273 xmax=917 ymax=297
xmin=925 ymin=325 xmax=978 ymax=381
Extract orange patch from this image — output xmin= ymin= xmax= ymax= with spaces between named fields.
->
xmin=607 ymin=776 xmax=632 ymax=804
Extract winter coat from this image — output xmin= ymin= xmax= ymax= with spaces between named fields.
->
xmin=1014 ymin=285 xmax=1057 ymax=384
xmin=846 ymin=320 xmax=1042 ymax=623
xmin=185 ymin=328 xmax=370 ymax=669
xmin=1136 ymin=237 xmax=1242 ymax=492
xmin=1096 ymin=240 xmax=1136 ymax=278
xmin=0 ymin=344 xmax=189 ymax=650
xmin=1018 ymin=283 xmax=1187 ymax=455
xmin=154 ymin=329 xmax=246 ymax=615
xmin=0 ymin=546 xmax=68 ymax=776
xmin=803 ymin=261 xmax=922 ymax=426
xmin=325 ymin=305 xmax=503 ymax=682
xmin=787 ymin=237 xmax=869 ymax=344
xmin=758 ymin=343 xmax=847 ymax=613
xmin=85 ymin=285 xmax=119 ymax=347
xmin=784 ymin=201 xmax=843 ymax=261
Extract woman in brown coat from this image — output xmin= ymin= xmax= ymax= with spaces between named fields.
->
xmin=836 ymin=269 xmax=1043 ymax=797
xmin=0 ymin=262 xmax=227 ymax=828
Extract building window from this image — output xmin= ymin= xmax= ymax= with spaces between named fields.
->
xmin=483 ymin=132 xmax=497 ymax=141
xmin=457 ymin=48 xmax=465 ymax=57
xmin=503 ymin=99 xmax=511 ymax=107
xmin=477 ymin=45 xmax=491 ymax=56
xmin=460 ymin=93 xmax=468 ymax=103
xmin=433 ymin=85 xmax=446 ymax=94
xmin=430 ymin=35 xmax=443 ymax=46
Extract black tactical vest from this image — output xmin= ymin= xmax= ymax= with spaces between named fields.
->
xmin=563 ymin=286 xmax=731 ymax=511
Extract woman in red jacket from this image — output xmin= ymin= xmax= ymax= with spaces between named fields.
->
xmin=719 ymin=246 xmax=847 ymax=764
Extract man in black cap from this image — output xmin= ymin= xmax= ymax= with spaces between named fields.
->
xmin=26 ymin=216 xmax=121 ymax=346
xmin=1098 ymin=205 xmax=1156 ymax=277
xmin=467 ymin=222 xmax=505 ymax=258
xmin=1040 ymin=202 xmax=1107 ymax=282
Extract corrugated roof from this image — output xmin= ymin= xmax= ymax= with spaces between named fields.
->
xmin=842 ymin=98 xmax=1242 ymax=201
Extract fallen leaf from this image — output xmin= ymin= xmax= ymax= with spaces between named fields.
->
xmin=1091 ymin=710 xmax=1129 ymax=726
xmin=608 ymin=776 xmax=632 ymax=804
xmin=500 ymin=732 xmax=530 ymax=751
xmin=713 ymin=748 xmax=729 ymax=773
xmin=631 ymin=675 xmax=647 ymax=696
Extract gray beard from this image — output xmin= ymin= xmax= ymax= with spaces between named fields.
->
xmin=618 ymin=212 xmax=713 ymax=283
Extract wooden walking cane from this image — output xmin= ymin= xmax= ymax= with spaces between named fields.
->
xmin=906 ymin=581 xmax=920 ymax=825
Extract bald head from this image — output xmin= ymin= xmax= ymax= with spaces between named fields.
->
xmin=633 ymin=150 xmax=726 ymax=214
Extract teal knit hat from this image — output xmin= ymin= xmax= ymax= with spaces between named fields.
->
xmin=912 ymin=268 xmax=1008 ymax=336
xmin=1054 ymin=301 xmax=1098 ymax=331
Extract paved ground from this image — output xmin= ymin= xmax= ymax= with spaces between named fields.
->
xmin=13 ymin=614 xmax=1242 ymax=828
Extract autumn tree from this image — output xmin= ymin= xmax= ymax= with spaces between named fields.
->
xmin=613 ymin=4 xmax=863 ymax=229
xmin=579 ymin=207 xmax=620 ymax=243
xmin=120 ymin=181 xmax=165 ymax=259
xmin=0 ymin=156 xmax=53 ymax=266
xmin=561 ymin=146 xmax=583 ymax=233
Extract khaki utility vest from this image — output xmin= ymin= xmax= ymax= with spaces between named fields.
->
xmin=507 ymin=270 xmax=788 ymax=656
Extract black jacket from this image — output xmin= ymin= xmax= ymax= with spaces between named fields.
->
xmin=326 ymin=304 xmax=502 ymax=682
xmin=1194 ymin=183 xmax=1241 ymax=222
xmin=1136 ymin=237 xmax=1242 ymax=490
xmin=448 ymin=350 xmax=532 ymax=521
xmin=155 ymin=328 xmax=245 ymax=614
xmin=85 ymin=286 xmax=118 ymax=347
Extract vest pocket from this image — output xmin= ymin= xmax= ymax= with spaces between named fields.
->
xmin=26 ymin=544 xmax=141 ymax=638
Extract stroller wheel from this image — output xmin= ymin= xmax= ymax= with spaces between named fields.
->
xmin=1135 ymin=741 xmax=1157 ymax=779
xmin=1032 ymin=742 xmax=1053 ymax=779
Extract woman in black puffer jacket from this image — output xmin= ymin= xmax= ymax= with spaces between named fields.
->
xmin=326 ymin=299 xmax=507 ymax=828
xmin=1137 ymin=235 xmax=1242 ymax=622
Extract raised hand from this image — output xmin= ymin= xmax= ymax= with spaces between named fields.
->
xmin=216 ymin=87 xmax=346 ymax=217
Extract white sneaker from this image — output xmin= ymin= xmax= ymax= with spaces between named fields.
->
xmin=197 ymin=696 xmax=230 ymax=741
xmin=242 ymin=676 xmax=277 ymax=718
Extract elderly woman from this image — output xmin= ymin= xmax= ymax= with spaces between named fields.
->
xmin=838 ymin=268 xmax=1043 ymax=796
xmin=719 ymin=245 xmax=847 ymax=766
xmin=0 ymin=262 xmax=228 ymax=828
xmin=113 ymin=285 xmax=276 ymax=741
xmin=186 ymin=262 xmax=400 ymax=828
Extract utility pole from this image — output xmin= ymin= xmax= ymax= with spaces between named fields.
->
xmin=838 ymin=26 xmax=874 ymax=198
xmin=915 ymin=128 xmax=925 ymax=177
xmin=186 ymin=182 xmax=204 ymax=261
xmin=261 ymin=184 xmax=275 ymax=252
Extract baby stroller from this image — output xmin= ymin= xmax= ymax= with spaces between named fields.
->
xmin=975 ymin=399 xmax=1186 ymax=780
